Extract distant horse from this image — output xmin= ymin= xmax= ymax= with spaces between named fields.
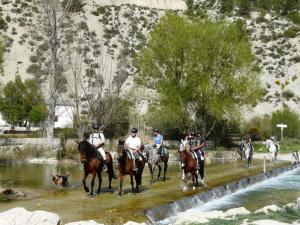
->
xmin=178 ymin=140 xmax=200 ymax=191
xmin=77 ymin=140 xmax=115 ymax=196
xmin=143 ymin=144 xmax=169 ymax=183
xmin=239 ymin=141 xmax=254 ymax=168
xmin=117 ymin=140 xmax=145 ymax=196
xmin=266 ymin=139 xmax=279 ymax=162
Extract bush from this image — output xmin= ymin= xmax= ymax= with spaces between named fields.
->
xmin=284 ymin=26 xmax=300 ymax=38
xmin=271 ymin=106 xmax=300 ymax=138
xmin=288 ymin=13 xmax=300 ymax=25
xmin=62 ymin=0 xmax=84 ymax=12
xmin=282 ymin=90 xmax=295 ymax=100
xmin=0 ymin=16 xmax=8 ymax=30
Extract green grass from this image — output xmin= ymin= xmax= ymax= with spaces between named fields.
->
xmin=252 ymin=138 xmax=300 ymax=154
xmin=191 ymin=207 xmax=300 ymax=225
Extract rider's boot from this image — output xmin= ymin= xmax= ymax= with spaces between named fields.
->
xmin=133 ymin=159 xmax=138 ymax=171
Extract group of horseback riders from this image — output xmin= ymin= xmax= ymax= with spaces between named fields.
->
xmin=88 ymin=123 xmax=168 ymax=172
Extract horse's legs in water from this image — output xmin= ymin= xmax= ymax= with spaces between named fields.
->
xmin=118 ymin=174 xmax=123 ymax=196
xmin=157 ymin=164 xmax=161 ymax=180
xmin=82 ymin=170 xmax=89 ymax=193
xmin=163 ymin=160 xmax=168 ymax=181
xmin=199 ymin=160 xmax=204 ymax=184
xmin=130 ymin=173 xmax=135 ymax=194
xmin=90 ymin=171 xmax=97 ymax=195
xmin=96 ymin=170 xmax=102 ymax=194
xmin=148 ymin=164 xmax=154 ymax=183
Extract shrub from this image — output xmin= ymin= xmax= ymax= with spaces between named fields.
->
xmin=284 ymin=26 xmax=300 ymax=38
xmin=0 ymin=16 xmax=8 ymax=30
xmin=271 ymin=106 xmax=300 ymax=138
xmin=288 ymin=13 xmax=300 ymax=25
xmin=62 ymin=0 xmax=83 ymax=12
xmin=282 ymin=90 xmax=295 ymax=100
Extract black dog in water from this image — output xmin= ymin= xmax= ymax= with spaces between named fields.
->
xmin=51 ymin=173 xmax=70 ymax=187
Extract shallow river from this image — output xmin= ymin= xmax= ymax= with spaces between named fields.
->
xmin=0 ymin=160 xmax=291 ymax=224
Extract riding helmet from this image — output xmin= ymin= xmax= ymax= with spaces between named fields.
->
xmin=92 ymin=123 xmax=99 ymax=130
xmin=153 ymin=128 xmax=159 ymax=133
xmin=131 ymin=127 xmax=138 ymax=133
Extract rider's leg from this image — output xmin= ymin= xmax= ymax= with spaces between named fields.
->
xmin=195 ymin=151 xmax=200 ymax=169
xmin=133 ymin=152 xmax=139 ymax=171
xmin=98 ymin=148 xmax=107 ymax=171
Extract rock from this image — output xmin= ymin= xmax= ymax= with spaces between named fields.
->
xmin=0 ymin=207 xmax=60 ymax=225
xmin=123 ymin=222 xmax=147 ymax=225
xmin=65 ymin=221 xmax=104 ymax=225
xmin=283 ymin=203 xmax=296 ymax=210
xmin=0 ymin=188 xmax=26 ymax=201
xmin=254 ymin=205 xmax=281 ymax=214
xmin=224 ymin=207 xmax=250 ymax=217
xmin=173 ymin=211 xmax=210 ymax=225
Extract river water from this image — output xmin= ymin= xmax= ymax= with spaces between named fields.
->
xmin=158 ymin=167 xmax=300 ymax=225
xmin=0 ymin=160 xmax=292 ymax=224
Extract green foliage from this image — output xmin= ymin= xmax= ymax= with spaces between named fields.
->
xmin=0 ymin=76 xmax=47 ymax=126
xmin=0 ymin=16 xmax=8 ymax=31
xmin=284 ymin=26 xmax=300 ymax=38
xmin=135 ymin=13 xmax=263 ymax=137
xmin=62 ymin=0 xmax=84 ymax=12
xmin=242 ymin=114 xmax=272 ymax=140
xmin=271 ymin=106 xmax=300 ymax=138
xmin=288 ymin=12 xmax=300 ymax=25
xmin=0 ymin=38 xmax=4 ymax=74
xmin=216 ymin=0 xmax=300 ymax=16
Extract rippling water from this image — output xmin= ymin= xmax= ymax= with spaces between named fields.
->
xmin=159 ymin=167 xmax=300 ymax=225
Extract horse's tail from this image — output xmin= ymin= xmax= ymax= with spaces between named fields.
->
xmin=106 ymin=152 xmax=116 ymax=178
xmin=65 ymin=173 xmax=70 ymax=178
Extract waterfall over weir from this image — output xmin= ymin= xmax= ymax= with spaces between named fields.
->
xmin=146 ymin=164 xmax=299 ymax=224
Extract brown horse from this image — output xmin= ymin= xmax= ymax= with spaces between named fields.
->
xmin=77 ymin=140 xmax=115 ymax=196
xmin=178 ymin=142 xmax=200 ymax=190
xmin=116 ymin=140 xmax=145 ymax=196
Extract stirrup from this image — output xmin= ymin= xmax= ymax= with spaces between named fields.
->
xmin=133 ymin=167 xmax=138 ymax=171
xmin=103 ymin=165 xmax=108 ymax=172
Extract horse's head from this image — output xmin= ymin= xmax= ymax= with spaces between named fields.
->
xmin=142 ymin=144 xmax=151 ymax=162
xmin=77 ymin=140 xmax=92 ymax=164
xmin=178 ymin=141 xmax=189 ymax=169
xmin=117 ymin=140 xmax=126 ymax=159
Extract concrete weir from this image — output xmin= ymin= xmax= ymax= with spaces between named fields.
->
xmin=146 ymin=164 xmax=299 ymax=223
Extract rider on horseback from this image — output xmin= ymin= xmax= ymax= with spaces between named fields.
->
xmin=153 ymin=128 xmax=164 ymax=156
xmin=186 ymin=129 xmax=203 ymax=170
xmin=125 ymin=128 xmax=142 ymax=171
xmin=88 ymin=123 xmax=108 ymax=171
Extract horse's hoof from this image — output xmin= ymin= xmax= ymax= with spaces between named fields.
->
xmin=96 ymin=191 xmax=101 ymax=195
xmin=163 ymin=178 xmax=166 ymax=182
xmin=84 ymin=188 xmax=89 ymax=193
xmin=193 ymin=186 xmax=196 ymax=190
xmin=183 ymin=186 xmax=188 ymax=192
xmin=88 ymin=193 xmax=94 ymax=198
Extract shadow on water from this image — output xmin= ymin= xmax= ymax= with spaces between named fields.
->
xmin=0 ymin=160 xmax=290 ymax=224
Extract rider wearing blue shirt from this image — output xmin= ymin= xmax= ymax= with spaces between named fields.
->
xmin=153 ymin=128 xmax=164 ymax=156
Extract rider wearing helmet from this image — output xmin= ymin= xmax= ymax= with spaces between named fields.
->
xmin=186 ymin=128 xmax=202 ymax=169
xmin=125 ymin=128 xmax=142 ymax=171
xmin=153 ymin=128 xmax=164 ymax=156
xmin=88 ymin=123 xmax=107 ymax=171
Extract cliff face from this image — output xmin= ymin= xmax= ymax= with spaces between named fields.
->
xmin=1 ymin=0 xmax=300 ymax=117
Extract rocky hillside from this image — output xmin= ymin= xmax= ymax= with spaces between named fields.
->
xmin=1 ymin=0 xmax=300 ymax=117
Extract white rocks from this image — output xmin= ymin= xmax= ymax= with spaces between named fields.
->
xmin=123 ymin=222 xmax=147 ymax=225
xmin=65 ymin=220 xmax=104 ymax=225
xmin=254 ymin=204 xmax=281 ymax=214
xmin=224 ymin=207 xmax=251 ymax=217
xmin=0 ymin=207 xmax=61 ymax=225
xmin=173 ymin=211 xmax=210 ymax=225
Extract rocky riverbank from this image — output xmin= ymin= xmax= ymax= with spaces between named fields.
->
xmin=157 ymin=198 xmax=300 ymax=225
xmin=0 ymin=207 xmax=146 ymax=225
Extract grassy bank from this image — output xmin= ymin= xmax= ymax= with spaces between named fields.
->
xmin=252 ymin=138 xmax=300 ymax=154
xmin=191 ymin=207 xmax=300 ymax=225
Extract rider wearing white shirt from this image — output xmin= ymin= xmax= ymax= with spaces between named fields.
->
xmin=125 ymin=128 xmax=142 ymax=171
xmin=89 ymin=123 xmax=107 ymax=171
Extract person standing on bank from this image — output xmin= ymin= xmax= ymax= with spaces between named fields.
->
xmin=88 ymin=123 xmax=108 ymax=171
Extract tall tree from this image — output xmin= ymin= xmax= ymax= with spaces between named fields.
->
xmin=34 ymin=0 xmax=74 ymax=148
xmin=135 ymin=13 xmax=263 ymax=139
